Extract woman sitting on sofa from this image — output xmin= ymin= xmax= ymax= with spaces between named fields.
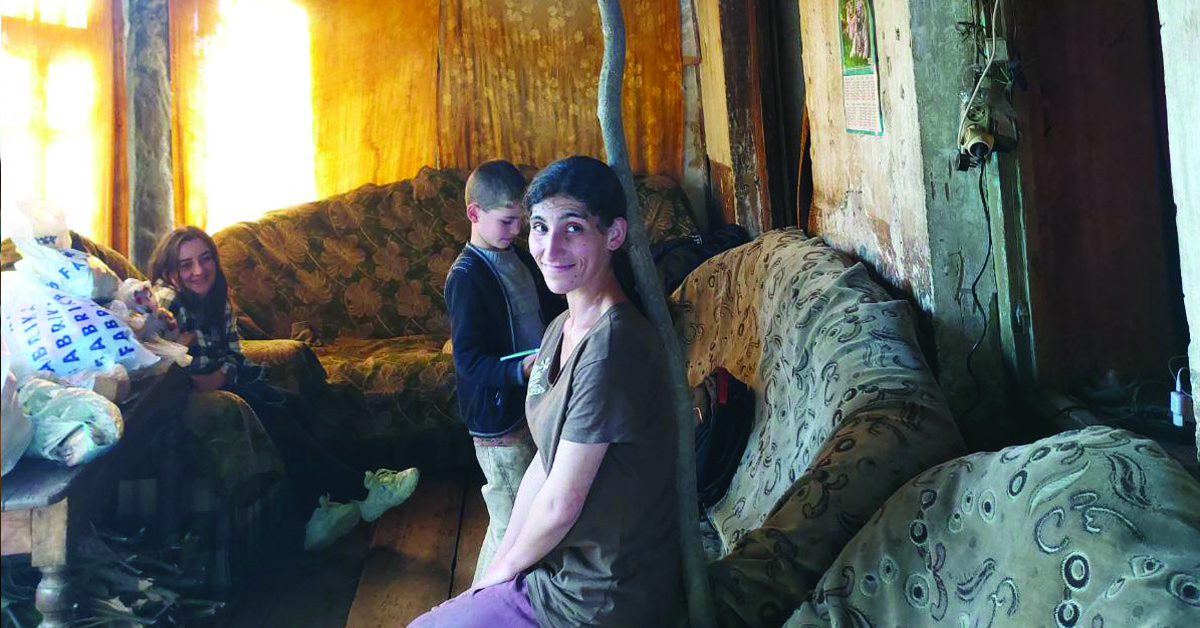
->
xmin=410 ymin=156 xmax=680 ymax=628
xmin=148 ymin=226 xmax=418 ymax=549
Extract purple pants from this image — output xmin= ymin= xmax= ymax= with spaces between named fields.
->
xmin=407 ymin=574 xmax=539 ymax=627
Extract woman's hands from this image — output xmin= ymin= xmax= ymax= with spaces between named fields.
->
xmin=177 ymin=332 xmax=230 ymax=392
xmin=190 ymin=364 xmax=233 ymax=392
xmin=522 ymin=353 xmax=537 ymax=379
xmin=478 ymin=439 xmax=609 ymax=594
xmin=470 ymin=562 xmax=517 ymax=593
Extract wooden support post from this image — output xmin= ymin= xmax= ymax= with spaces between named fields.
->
xmin=596 ymin=2 xmax=716 ymax=627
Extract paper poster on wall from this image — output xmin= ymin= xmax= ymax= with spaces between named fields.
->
xmin=840 ymin=0 xmax=883 ymax=135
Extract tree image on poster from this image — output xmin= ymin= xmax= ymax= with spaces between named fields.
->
xmin=841 ymin=0 xmax=874 ymax=69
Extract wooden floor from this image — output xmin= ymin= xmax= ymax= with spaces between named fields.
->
xmin=221 ymin=470 xmax=487 ymax=628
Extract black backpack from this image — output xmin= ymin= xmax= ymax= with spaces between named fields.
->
xmin=694 ymin=368 xmax=754 ymax=510
xmin=652 ymin=224 xmax=751 ymax=295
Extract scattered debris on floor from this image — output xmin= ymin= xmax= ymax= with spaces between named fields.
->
xmin=1 ymin=525 xmax=224 ymax=628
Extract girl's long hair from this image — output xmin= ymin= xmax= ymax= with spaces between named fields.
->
xmin=148 ymin=226 xmax=229 ymax=324
xmin=523 ymin=156 xmax=646 ymax=315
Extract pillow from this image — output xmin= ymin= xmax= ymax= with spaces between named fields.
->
xmin=785 ymin=426 xmax=1200 ymax=627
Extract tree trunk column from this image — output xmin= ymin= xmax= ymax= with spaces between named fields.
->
xmin=595 ymin=3 xmax=716 ymax=627
xmin=126 ymin=0 xmax=174 ymax=269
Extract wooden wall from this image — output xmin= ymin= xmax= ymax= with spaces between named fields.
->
xmin=798 ymin=0 xmax=934 ymax=308
xmin=1155 ymin=0 xmax=1200 ymax=458
xmin=1015 ymin=0 xmax=1185 ymax=387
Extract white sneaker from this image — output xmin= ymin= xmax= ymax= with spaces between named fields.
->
xmin=304 ymin=495 xmax=362 ymax=551
xmin=357 ymin=467 xmax=420 ymax=523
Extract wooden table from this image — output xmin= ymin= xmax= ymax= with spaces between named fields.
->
xmin=1 ymin=366 xmax=189 ymax=628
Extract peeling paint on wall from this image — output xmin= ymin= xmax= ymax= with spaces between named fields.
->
xmin=800 ymin=0 xmax=933 ymax=311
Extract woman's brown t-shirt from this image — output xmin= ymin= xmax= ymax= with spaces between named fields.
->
xmin=524 ymin=302 xmax=681 ymax=627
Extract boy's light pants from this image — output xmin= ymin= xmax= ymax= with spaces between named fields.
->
xmin=471 ymin=427 xmax=536 ymax=585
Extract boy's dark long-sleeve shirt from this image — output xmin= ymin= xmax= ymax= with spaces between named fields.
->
xmin=445 ymin=245 xmax=563 ymax=437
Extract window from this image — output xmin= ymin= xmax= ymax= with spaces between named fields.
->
xmin=171 ymin=0 xmax=316 ymax=234
xmin=1 ymin=0 xmax=115 ymax=245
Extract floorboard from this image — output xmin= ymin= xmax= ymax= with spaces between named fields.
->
xmin=221 ymin=521 xmax=370 ymax=628
xmin=450 ymin=474 xmax=488 ymax=597
xmin=344 ymin=472 xmax=465 ymax=628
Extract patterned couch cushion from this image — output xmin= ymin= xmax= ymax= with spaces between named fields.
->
xmin=214 ymin=167 xmax=468 ymax=342
xmin=674 ymin=229 xmax=965 ymax=548
xmin=785 ymin=426 xmax=1200 ymax=628
xmin=673 ymin=229 xmax=966 ymax=627
xmin=309 ymin=335 xmax=458 ymax=438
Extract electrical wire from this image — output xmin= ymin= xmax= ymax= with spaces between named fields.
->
xmin=1168 ymin=355 xmax=1190 ymax=382
xmin=1173 ymin=365 xmax=1193 ymax=399
xmin=956 ymin=0 xmax=1002 ymax=147
xmin=1046 ymin=405 xmax=1090 ymax=422
xmin=962 ymin=161 xmax=994 ymax=419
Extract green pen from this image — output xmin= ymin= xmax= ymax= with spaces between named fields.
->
xmin=500 ymin=348 xmax=539 ymax=362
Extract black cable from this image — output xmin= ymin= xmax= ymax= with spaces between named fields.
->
xmin=962 ymin=162 xmax=994 ymax=420
xmin=1046 ymin=405 xmax=1090 ymax=422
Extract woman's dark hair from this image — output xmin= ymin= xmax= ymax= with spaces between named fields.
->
xmin=524 ymin=156 xmax=645 ymax=313
xmin=148 ymin=226 xmax=229 ymax=323
xmin=524 ymin=156 xmax=627 ymax=228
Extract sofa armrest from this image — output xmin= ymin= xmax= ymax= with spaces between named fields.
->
xmin=707 ymin=400 xmax=964 ymax=628
xmin=785 ymin=426 xmax=1200 ymax=628
xmin=242 ymin=339 xmax=329 ymax=399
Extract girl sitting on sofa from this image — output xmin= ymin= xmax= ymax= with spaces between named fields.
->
xmin=148 ymin=226 xmax=418 ymax=550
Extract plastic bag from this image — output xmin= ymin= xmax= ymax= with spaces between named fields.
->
xmin=140 ymin=337 xmax=192 ymax=368
xmin=8 ymin=199 xmax=71 ymax=250
xmin=1 ymin=337 xmax=34 ymax=476
xmin=107 ymin=281 xmax=191 ymax=369
xmin=18 ymin=375 xmax=124 ymax=467
xmin=59 ymin=364 xmax=132 ymax=404
xmin=13 ymin=240 xmax=121 ymax=303
xmin=1 ymin=272 xmax=160 ymax=380
xmin=8 ymin=198 xmax=121 ymax=301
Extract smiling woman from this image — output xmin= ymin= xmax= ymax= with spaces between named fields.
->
xmin=410 ymin=157 xmax=681 ymax=628
xmin=175 ymin=239 xmax=217 ymax=297
xmin=528 ymin=195 xmax=625 ymax=298
xmin=148 ymin=224 xmax=420 ymax=550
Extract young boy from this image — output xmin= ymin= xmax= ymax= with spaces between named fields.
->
xmin=444 ymin=160 xmax=562 ymax=583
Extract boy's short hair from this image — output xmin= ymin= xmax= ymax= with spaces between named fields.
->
xmin=465 ymin=160 xmax=526 ymax=211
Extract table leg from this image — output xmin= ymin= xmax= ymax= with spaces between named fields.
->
xmin=31 ymin=500 xmax=71 ymax=628
xmin=35 ymin=564 xmax=72 ymax=628
xmin=157 ymin=419 xmax=185 ymax=542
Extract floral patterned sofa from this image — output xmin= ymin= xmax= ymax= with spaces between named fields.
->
xmin=671 ymin=229 xmax=1200 ymax=627
xmin=214 ymin=165 xmax=697 ymax=468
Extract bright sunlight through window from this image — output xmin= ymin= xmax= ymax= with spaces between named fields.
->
xmin=0 ymin=0 xmax=102 ymax=244
xmin=198 ymin=0 xmax=317 ymax=234
xmin=1 ymin=0 xmax=87 ymax=28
